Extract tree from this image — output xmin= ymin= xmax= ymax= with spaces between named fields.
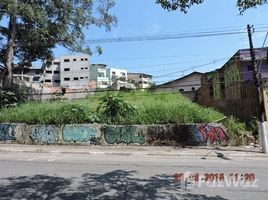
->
xmin=0 ymin=0 xmax=117 ymax=89
xmin=156 ymin=0 xmax=268 ymax=13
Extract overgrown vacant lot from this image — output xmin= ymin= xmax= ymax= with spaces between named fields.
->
xmin=0 ymin=91 xmax=224 ymax=125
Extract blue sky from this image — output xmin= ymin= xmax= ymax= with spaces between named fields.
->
xmin=49 ymin=1 xmax=268 ymax=84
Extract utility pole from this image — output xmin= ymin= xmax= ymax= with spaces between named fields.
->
xmin=247 ymin=24 xmax=268 ymax=153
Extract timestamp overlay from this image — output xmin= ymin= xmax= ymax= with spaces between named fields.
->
xmin=174 ymin=171 xmax=259 ymax=188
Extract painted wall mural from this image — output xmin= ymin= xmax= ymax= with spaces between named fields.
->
xmin=62 ymin=125 xmax=96 ymax=142
xmin=0 ymin=124 xmax=16 ymax=141
xmin=31 ymin=126 xmax=57 ymax=144
xmin=190 ymin=124 xmax=228 ymax=145
xmin=104 ymin=126 xmax=145 ymax=144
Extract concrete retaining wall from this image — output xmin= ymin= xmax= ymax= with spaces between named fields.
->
xmin=0 ymin=123 xmax=229 ymax=146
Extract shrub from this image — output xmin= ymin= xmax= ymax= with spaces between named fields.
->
xmin=97 ymin=93 xmax=136 ymax=124
xmin=0 ymin=89 xmax=25 ymax=109
xmin=224 ymin=116 xmax=247 ymax=146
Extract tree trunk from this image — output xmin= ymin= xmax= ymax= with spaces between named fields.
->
xmin=3 ymin=12 xmax=16 ymax=90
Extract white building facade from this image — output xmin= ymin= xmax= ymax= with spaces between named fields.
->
xmin=89 ymin=64 xmax=109 ymax=89
xmin=43 ymin=55 xmax=90 ymax=89
xmin=106 ymin=68 xmax=128 ymax=85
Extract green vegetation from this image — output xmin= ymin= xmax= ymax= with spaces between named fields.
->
xmin=0 ymin=89 xmax=25 ymax=109
xmin=97 ymin=93 xmax=136 ymax=124
xmin=0 ymin=91 xmax=224 ymax=125
xmin=0 ymin=1 xmax=117 ymax=89
xmin=156 ymin=0 xmax=267 ymax=14
xmin=0 ymin=91 xmax=252 ymax=145
xmin=223 ymin=116 xmax=248 ymax=146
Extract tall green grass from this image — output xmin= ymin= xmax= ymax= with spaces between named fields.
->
xmin=0 ymin=91 xmax=224 ymax=125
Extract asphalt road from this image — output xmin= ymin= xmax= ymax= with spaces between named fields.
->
xmin=0 ymin=151 xmax=267 ymax=200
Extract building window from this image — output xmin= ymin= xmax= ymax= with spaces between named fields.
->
xmin=64 ymin=77 xmax=70 ymax=81
xmin=33 ymin=77 xmax=40 ymax=82
xmin=54 ymin=71 xmax=59 ymax=74
xmin=54 ymin=80 xmax=60 ymax=83
xmin=112 ymin=71 xmax=116 ymax=75
xmin=266 ymin=51 xmax=268 ymax=64
xmin=121 ymin=72 xmax=126 ymax=76
xmin=209 ymin=85 xmax=213 ymax=96
xmin=64 ymin=59 xmax=70 ymax=62
xmin=139 ymin=75 xmax=142 ymax=78
xmin=98 ymin=73 xmax=105 ymax=77
xmin=45 ymin=79 xmax=51 ymax=83
xmin=192 ymin=87 xmax=195 ymax=91
xmin=247 ymin=65 xmax=253 ymax=71
xmin=179 ymin=89 xmax=184 ymax=92
xmin=53 ymin=62 xmax=60 ymax=65
xmin=81 ymin=68 xmax=84 ymax=70
xmin=80 ymin=77 xmax=84 ymax=79
xmin=143 ymin=81 xmax=148 ymax=84
xmin=46 ymin=70 xmax=52 ymax=74
xmin=85 ymin=58 xmax=88 ymax=61
xmin=81 ymin=58 xmax=84 ymax=61
xmin=85 ymin=77 xmax=88 ymax=79
xmin=74 ymin=77 xmax=79 ymax=81
xmin=64 ymin=68 xmax=70 ymax=71
xmin=73 ymin=59 xmax=77 ymax=61
xmin=85 ymin=67 xmax=88 ymax=70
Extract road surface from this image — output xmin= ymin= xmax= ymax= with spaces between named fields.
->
xmin=0 ymin=151 xmax=267 ymax=199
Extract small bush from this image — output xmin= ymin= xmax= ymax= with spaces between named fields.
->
xmin=224 ymin=116 xmax=247 ymax=146
xmin=97 ymin=93 xmax=136 ymax=124
xmin=0 ymin=89 xmax=25 ymax=109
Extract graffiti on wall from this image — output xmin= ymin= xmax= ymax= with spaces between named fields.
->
xmin=191 ymin=124 xmax=228 ymax=145
xmin=147 ymin=125 xmax=177 ymax=145
xmin=0 ymin=124 xmax=16 ymax=141
xmin=104 ymin=126 xmax=145 ymax=144
xmin=31 ymin=126 xmax=57 ymax=144
xmin=63 ymin=125 xmax=96 ymax=142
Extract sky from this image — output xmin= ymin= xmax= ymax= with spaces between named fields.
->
xmin=52 ymin=0 xmax=268 ymax=84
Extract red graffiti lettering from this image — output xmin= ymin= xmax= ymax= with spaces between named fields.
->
xmin=198 ymin=125 xmax=228 ymax=145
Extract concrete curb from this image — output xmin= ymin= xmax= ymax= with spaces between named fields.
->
xmin=0 ymin=145 xmax=267 ymax=159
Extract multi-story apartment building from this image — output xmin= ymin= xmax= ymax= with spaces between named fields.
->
xmin=43 ymin=55 xmax=90 ymax=89
xmin=128 ymin=73 xmax=153 ymax=89
xmin=106 ymin=68 xmax=127 ymax=85
xmin=89 ymin=64 xmax=109 ymax=89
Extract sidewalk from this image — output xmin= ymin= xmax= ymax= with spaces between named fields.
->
xmin=0 ymin=144 xmax=267 ymax=159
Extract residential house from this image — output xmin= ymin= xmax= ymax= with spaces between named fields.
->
xmin=106 ymin=67 xmax=128 ymax=85
xmin=128 ymin=73 xmax=153 ymax=89
xmin=157 ymin=71 xmax=203 ymax=100
xmin=89 ymin=64 xmax=109 ymax=89
xmin=196 ymin=47 xmax=268 ymax=121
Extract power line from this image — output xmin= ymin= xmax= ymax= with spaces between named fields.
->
xmin=86 ymin=27 xmax=268 ymax=44
xmin=153 ymin=58 xmax=229 ymax=79
xmin=90 ymin=52 xmax=231 ymax=62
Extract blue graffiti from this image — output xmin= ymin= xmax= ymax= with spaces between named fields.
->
xmin=31 ymin=126 xmax=57 ymax=144
xmin=63 ymin=125 xmax=96 ymax=142
xmin=0 ymin=124 xmax=16 ymax=141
